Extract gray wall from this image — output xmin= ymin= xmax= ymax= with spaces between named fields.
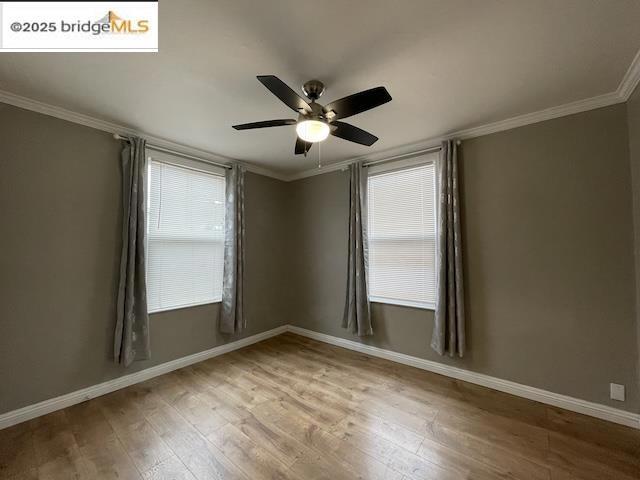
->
xmin=0 ymin=104 xmax=289 ymax=414
xmin=288 ymin=103 xmax=640 ymax=412
xmin=629 ymin=84 xmax=640 ymax=391
xmin=2 ymin=100 xmax=639 ymax=416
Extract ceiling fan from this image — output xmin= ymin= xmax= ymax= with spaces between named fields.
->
xmin=232 ymin=75 xmax=392 ymax=156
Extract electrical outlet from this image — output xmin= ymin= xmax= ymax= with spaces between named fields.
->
xmin=610 ymin=383 xmax=625 ymax=402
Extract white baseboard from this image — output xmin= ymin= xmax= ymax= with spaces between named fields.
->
xmin=0 ymin=325 xmax=287 ymax=431
xmin=286 ymin=325 xmax=640 ymax=429
xmin=1 ymin=323 xmax=637 ymax=431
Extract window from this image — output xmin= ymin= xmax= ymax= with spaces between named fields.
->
xmin=367 ymin=154 xmax=437 ymax=309
xmin=146 ymin=151 xmax=226 ymax=313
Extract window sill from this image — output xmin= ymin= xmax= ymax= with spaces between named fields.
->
xmin=370 ymin=297 xmax=435 ymax=311
xmin=149 ymin=299 xmax=222 ymax=314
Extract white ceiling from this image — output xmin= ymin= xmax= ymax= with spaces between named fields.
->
xmin=1 ymin=0 xmax=639 ymax=175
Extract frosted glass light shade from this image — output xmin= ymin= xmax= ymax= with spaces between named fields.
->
xmin=296 ymin=120 xmax=330 ymax=143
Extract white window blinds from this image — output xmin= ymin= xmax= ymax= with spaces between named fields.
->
xmin=147 ymin=160 xmax=225 ymax=313
xmin=367 ymin=161 xmax=437 ymax=309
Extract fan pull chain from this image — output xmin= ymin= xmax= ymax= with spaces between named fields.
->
xmin=318 ymin=140 xmax=322 ymax=169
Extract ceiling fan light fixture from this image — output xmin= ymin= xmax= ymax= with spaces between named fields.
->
xmin=296 ymin=119 xmax=330 ymax=143
xmin=234 ymin=76 xmax=391 ymax=154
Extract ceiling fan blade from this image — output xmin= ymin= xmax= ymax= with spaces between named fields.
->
xmin=232 ymin=119 xmax=296 ymax=130
xmin=257 ymin=75 xmax=312 ymax=114
xmin=330 ymin=121 xmax=378 ymax=146
xmin=323 ymin=86 xmax=391 ymax=121
xmin=295 ymin=137 xmax=313 ymax=155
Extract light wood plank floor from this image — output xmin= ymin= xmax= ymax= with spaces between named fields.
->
xmin=1 ymin=332 xmax=639 ymax=479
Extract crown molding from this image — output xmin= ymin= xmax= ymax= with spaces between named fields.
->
xmin=286 ymin=135 xmax=446 ymax=181
xmin=618 ymin=48 xmax=640 ymax=101
xmin=287 ymin=47 xmax=640 ymax=182
xmin=287 ymin=90 xmax=624 ymax=181
xmin=454 ymin=91 xmax=624 ymax=139
xmin=2 ymin=46 xmax=639 ymax=183
xmin=0 ymin=89 xmax=289 ymax=182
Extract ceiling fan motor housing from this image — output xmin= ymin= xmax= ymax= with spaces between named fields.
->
xmin=299 ymin=102 xmax=326 ymax=122
xmin=232 ymin=75 xmax=390 ymax=153
xmin=302 ymin=79 xmax=325 ymax=101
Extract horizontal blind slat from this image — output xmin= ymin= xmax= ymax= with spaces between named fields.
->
xmin=147 ymin=161 xmax=225 ymax=312
xmin=368 ymin=163 xmax=436 ymax=306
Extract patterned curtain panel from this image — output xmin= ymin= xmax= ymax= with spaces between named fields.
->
xmin=114 ymin=136 xmax=151 ymax=367
xmin=431 ymin=140 xmax=466 ymax=357
xmin=220 ymin=164 xmax=246 ymax=334
xmin=343 ymin=162 xmax=373 ymax=336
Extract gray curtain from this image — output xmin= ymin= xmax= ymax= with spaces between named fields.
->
xmin=343 ymin=162 xmax=373 ymax=336
xmin=114 ymin=137 xmax=150 ymax=367
xmin=220 ymin=164 xmax=246 ymax=334
xmin=431 ymin=140 xmax=466 ymax=357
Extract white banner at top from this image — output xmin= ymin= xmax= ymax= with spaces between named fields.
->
xmin=0 ymin=2 xmax=158 ymax=52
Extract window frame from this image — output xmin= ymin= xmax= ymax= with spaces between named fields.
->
xmin=145 ymin=149 xmax=226 ymax=314
xmin=366 ymin=151 xmax=439 ymax=311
